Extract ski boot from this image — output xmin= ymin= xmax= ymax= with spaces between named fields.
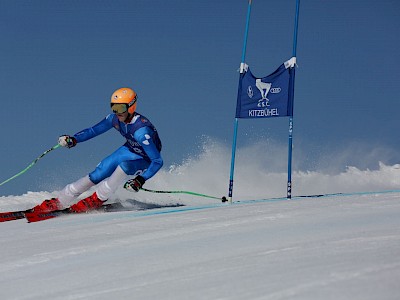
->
xmin=69 ymin=192 xmax=105 ymax=213
xmin=30 ymin=198 xmax=63 ymax=213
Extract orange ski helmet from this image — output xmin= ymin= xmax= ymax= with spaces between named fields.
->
xmin=110 ymin=87 xmax=137 ymax=114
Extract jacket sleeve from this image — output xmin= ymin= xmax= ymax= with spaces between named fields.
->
xmin=134 ymin=127 xmax=163 ymax=180
xmin=73 ymin=114 xmax=114 ymax=143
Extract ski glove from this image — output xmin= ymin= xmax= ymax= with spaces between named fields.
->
xmin=124 ymin=175 xmax=146 ymax=192
xmin=58 ymin=135 xmax=77 ymax=148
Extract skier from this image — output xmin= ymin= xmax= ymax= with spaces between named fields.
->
xmin=32 ymin=87 xmax=163 ymax=214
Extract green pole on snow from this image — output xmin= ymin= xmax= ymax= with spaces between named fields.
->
xmin=141 ymin=187 xmax=228 ymax=202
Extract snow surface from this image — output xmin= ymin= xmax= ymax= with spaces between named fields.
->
xmin=1 ymin=193 xmax=400 ymax=300
xmin=1 ymin=143 xmax=400 ymax=299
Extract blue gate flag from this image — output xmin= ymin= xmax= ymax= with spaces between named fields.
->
xmin=235 ymin=57 xmax=296 ymax=119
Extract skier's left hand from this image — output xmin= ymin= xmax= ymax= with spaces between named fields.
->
xmin=124 ymin=176 xmax=145 ymax=192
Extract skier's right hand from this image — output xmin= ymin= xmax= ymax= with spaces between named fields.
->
xmin=124 ymin=176 xmax=145 ymax=192
xmin=58 ymin=135 xmax=77 ymax=148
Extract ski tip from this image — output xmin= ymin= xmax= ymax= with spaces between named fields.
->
xmin=0 ymin=211 xmax=26 ymax=222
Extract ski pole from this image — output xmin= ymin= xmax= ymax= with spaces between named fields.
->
xmin=0 ymin=144 xmax=61 ymax=187
xmin=141 ymin=187 xmax=228 ymax=203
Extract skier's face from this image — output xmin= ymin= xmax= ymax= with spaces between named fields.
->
xmin=116 ymin=111 xmax=129 ymax=122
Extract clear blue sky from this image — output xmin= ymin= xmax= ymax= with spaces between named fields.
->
xmin=1 ymin=0 xmax=399 ymax=196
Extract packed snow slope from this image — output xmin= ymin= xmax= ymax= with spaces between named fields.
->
xmin=1 ymin=142 xmax=400 ymax=299
xmin=1 ymin=192 xmax=400 ymax=300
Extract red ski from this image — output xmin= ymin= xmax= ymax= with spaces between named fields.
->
xmin=24 ymin=208 xmax=70 ymax=223
xmin=1 ymin=203 xmax=126 ymax=223
xmin=24 ymin=202 xmax=126 ymax=223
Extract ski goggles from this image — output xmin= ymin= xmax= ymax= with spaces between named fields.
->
xmin=111 ymin=103 xmax=129 ymax=114
xmin=110 ymin=96 xmax=137 ymax=114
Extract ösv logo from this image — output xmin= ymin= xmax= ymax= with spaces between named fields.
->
xmin=247 ymin=86 xmax=254 ymax=98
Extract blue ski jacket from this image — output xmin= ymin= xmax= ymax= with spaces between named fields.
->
xmin=73 ymin=112 xmax=163 ymax=181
